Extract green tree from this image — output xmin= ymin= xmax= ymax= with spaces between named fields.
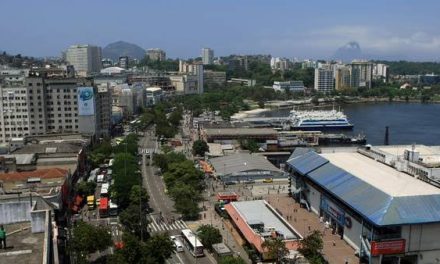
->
xmin=197 ymin=225 xmax=223 ymax=251
xmin=112 ymin=152 xmax=141 ymax=209
xmin=192 ymin=140 xmax=210 ymax=156
xmin=70 ymin=221 xmax=112 ymax=263
xmin=261 ymin=237 xmax=289 ymax=263
xmin=76 ymin=181 xmax=97 ymax=196
xmin=239 ymin=139 xmax=259 ymax=153
xmin=163 ymin=160 xmax=204 ymax=190
xmin=298 ymin=230 xmax=324 ymax=263
xmin=144 ymin=233 xmax=175 ymax=263
xmin=169 ymin=182 xmax=201 ymax=220
xmin=219 ymin=256 xmax=247 ymax=264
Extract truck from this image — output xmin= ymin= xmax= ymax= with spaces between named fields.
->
xmin=99 ymin=197 xmax=109 ymax=218
xmin=87 ymin=195 xmax=95 ymax=210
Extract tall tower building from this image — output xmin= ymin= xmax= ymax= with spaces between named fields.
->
xmin=201 ymin=48 xmax=214 ymax=65
xmin=146 ymin=48 xmax=166 ymax=61
xmin=65 ymin=44 xmax=102 ymax=76
xmin=349 ymin=61 xmax=373 ymax=88
xmin=314 ymin=68 xmax=334 ymax=94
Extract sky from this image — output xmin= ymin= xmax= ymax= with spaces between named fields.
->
xmin=2 ymin=0 xmax=440 ymax=61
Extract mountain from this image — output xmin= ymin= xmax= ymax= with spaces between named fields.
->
xmin=102 ymin=41 xmax=145 ymax=61
xmin=333 ymin=41 xmax=363 ymax=62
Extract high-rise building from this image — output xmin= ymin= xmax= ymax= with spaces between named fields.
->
xmin=373 ymin=63 xmax=389 ymax=83
xmin=146 ymin=48 xmax=166 ymax=61
xmin=118 ymin=56 xmax=129 ymax=69
xmin=201 ymin=48 xmax=214 ymax=65
xmin=173 ymin=60 xmax=204 ymax=94
xmin=270 ymin=57 xmax=290 ymax=72
xmin=65 ymin=44 xmax=102 ymax=76
xmin=0 ymin=71 xmax=111 ymax=143
xmin=314 ymin=68 xmax=334 ymax=93
xmin=349 ymin=61 xmax=373 ymax=88
xmin=335 ymin=67 xmax=352 ymax=91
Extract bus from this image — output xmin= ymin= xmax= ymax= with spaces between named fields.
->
xmin=100 ymin=183 xmax=109 ymax=197
xmin=181 ymin=229 xmax=204 ymax=257
xmin=109 ymin=199 xmax=118 ymax=216
xmin=99 ymin=197 xmax=109 ymax=218
xmin=87 ymin=195 xmax=95 ymax=209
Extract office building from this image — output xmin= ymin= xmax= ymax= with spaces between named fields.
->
xmin=147 ymin=48 xmax=166 ymax=61
xmin=101 ymin=58 xmax=113 ymax=68
xmin=174 ymin=60 xmax=204 ymax=94
xmin=287 ymin=149 xmax=440 ymax=264
xmin=335 ymin=66 xmax=352 ymax=91
xmin=204 ymin=70 xmax=226 ymax=88
xmin=314 ymin=68 xmax=334 ymax=93
xmin=270 ymin=57 xmax=290 ymax=72
xmin=349 ymin=61 xmax=373 ymax=88
xmin=201 ymin=48 xmax=214 ymax=65
xmin=273 ymin=81 xmax=305 ymax=92
xmin=373 ymin=63 xmax=389 ymax=82
xmin=65 ymin=44 xmax=102 ymax=76
xmin=0 ymin=72 xmax=111 ymax=143
xmin=118 ymin=56 xmax=129 ymax=69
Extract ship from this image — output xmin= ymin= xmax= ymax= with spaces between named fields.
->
xmin=289 ymin=109 xmax=353 ymax=131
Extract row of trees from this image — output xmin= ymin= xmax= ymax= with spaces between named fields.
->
xmin=140 ymin=102 xmax=183 ymax=138
xmin=153 ymin=150 xmax=205 ymax=219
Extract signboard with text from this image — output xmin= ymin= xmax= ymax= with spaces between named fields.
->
xmin=371 ymin=239 xmax=405 ymax=256
xmin=77 ymin=87 xmax=95 ymax=116
xmin=321 ymin=196 xmax=345 ymax=226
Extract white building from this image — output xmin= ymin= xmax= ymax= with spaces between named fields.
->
xmin=65 ymin=44 xmax=102 ymax=76
xmin=0 ymin=74 xmax=111 ymax=143
xmin=174 ymin=60 xmax=204 ymax=94
xmin=373 ymin=63 xmax=389 ymax=82
xmin=273 ymin=81 xmax=305 ymax=92
xmin=314 ymin=68 xmax=334 ymax=93
xmin=201 ymin=48 xmax=214 ymax=65
xmin=270 ymin=57 xmax=290 ymax=71
xmin=146 ymin=87 xmax=163 ymax=106
xmin=146 ymin=48 xmax=166 ymax=61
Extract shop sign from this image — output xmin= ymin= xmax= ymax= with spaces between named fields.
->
xmin=371 ymin=239 xmax=405 ymax=256
xmin=321 ymin=197 xmax=345 ymax=225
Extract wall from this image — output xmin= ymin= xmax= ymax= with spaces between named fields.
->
xmin=31 ymin=208 xmax=48 ymax=233
xmin=343 ymin=212 xmax=362 ymax=252
xmin=402 ymin=223 xmax=440 ymax=253
xmin=0 ymin=201 xmax=31 ymax=224
xmin=306 ymin=184 xmax=321 ymax=215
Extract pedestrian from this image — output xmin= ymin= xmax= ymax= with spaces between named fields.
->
xmin=0 ymin=225 xmax=6 ymax=249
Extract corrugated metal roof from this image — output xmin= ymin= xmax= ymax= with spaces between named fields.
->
xmin=288 ymin=151 xmax=440 ymax=226
xmin=210 ymin=153 xmax=281 ymax=175
xmin=286 ymin=147 xmax=313 ymax=161
xmin=286 ymin=151 xmax=328 ymax=175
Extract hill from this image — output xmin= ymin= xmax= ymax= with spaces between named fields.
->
xmin=333 ymin=41 xmax=363 ymax=62
xmin=102 ymin=41 xmax=145 ymax=61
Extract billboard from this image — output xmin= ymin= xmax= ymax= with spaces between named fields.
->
xmin=371 ymin=239 xmax=405 ymax=256
xmin=77 ymin=87 xmax=95 ymax=116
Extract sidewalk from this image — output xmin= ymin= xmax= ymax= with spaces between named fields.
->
xmin=266 ymin=195 xmax=359 ymax=264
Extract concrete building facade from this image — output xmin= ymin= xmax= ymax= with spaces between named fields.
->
xmin=65 ymin=44 xmax=102 ymax=76
xmin=201 ymin=48 xmax=214 ymax=65
xmin=314 ymin=68 xmax=334 ymax=93
xmin=147 ymin=48 xmax=166 ymax=61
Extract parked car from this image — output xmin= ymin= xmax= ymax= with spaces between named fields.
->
xmin=263 ymin=178 xmax=273 ymax=183
xmin=224 ymin=181 xmax=237 ymax=185
xmin=170 ymin=235 xmax=184 ymax=252
xmin=242 ymin=179 xmax=255 ymax=184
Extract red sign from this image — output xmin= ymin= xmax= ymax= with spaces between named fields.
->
xmin=371 ymin=239 xmax=405 ymax=256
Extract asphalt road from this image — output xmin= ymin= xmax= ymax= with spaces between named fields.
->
xmin=139 ymin=130 xmax=215 ymax=264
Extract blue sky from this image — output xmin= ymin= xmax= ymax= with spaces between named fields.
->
xmin=2 ymin=0 xmax=440 ymax=60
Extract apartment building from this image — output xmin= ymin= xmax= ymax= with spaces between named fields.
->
xmin=65 ymin=44 xmax=102 ymax=76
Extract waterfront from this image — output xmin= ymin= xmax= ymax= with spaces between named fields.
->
xmin=264 ymin=102 xmax=440 ymax=145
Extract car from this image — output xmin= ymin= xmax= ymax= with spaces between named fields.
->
xmin=170 ymin=235 xmax=184 ymax=252
xmin=263 ymin=178 xmax=273 ymax=183
xmin=224 ymin=181 xmax=237 ymax=185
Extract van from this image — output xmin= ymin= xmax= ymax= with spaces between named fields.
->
xmin=170 ymin=235 xmax=184 ymax=252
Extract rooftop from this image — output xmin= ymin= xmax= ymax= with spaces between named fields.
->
xmin=0 ymin=223 xmax=45 ymax=264
xmin=209 ymin=153 xmax=281 ymax=175
xmin=321 ymin=152 xmax=440 ymax=197
xmin=377 ymin=144 xmax=440 ymax=156
xmin=226 ymin=200 xmax=300 ymax=241
xmin=0 ymin=168 xmax=68 ymax=182
xmin=205 ymin=128 xmax=277 ymax=136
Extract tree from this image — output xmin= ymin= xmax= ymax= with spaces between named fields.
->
xmin=219 ymin=256 xmax=247 ymax=264
xmin=163 ymin=160 xmax=204 ymax=190
xmin=144 ymin=233 xmax=175 ymax=263
xmin=169 ymin=182 xmax=201 ymax=220
xmin=76 ymin=181 xmax=96 ymax=196
xmin=70 ymin=221 xmax=112 ymax=263
xmin=261 ymin=237 xmax=289 ymax=263
xmin=298 ymin=230 xmax=324 ymax=263
xmin=192 ymin=140 xmax=210 ymax=156
xmin=197 ymin=225 xmax=223 ymax=251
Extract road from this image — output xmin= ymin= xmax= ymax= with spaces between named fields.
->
xmin=139 ymin=129 xmax=216 ymax=264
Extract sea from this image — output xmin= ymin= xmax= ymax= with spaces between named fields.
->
xmin=262 ymin=102 xmax=440 ymax=146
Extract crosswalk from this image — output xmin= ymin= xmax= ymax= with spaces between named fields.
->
xmin=139 ymin=148 xmax=154 ymax=155
xmin=147 ymin=215 xmax=188 ymax=232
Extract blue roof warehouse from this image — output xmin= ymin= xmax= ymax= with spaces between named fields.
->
xmin=286 ymin=149 xmax=440 ymax=264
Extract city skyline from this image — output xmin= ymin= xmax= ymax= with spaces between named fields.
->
xmin=1 ymin=0 xmax=440 ymax=61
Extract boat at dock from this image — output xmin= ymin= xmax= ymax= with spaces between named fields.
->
xmin=289 ymin=109 xmax=353 ymax=131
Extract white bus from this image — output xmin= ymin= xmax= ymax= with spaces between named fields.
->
xmin=100 ymin=183 xmax=109 ymax=197
xmin=108 ymin=199 xmax=118 ymax=216
xmin=181 ymin=229 xmax=204 ymax=257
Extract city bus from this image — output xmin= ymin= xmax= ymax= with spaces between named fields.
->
xmin=181 ymin=229 xmax=204 ymax=257
xmin=108 ymin=199 xmax=118 ymax=216
xmin=87 ymin=195 xmax=95 ymax=209
xmin=99 ymin=197 xmax=109 ymax=218
xmin=100 ymin=183 xmax=109 ymax=197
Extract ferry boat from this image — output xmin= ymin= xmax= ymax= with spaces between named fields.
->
xmin=289 ymin=109 xmax=353 ymax=131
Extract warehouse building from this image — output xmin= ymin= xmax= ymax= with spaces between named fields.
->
xmin=286 ymin=149 xmax=440 ymax=264
xmin=209 ymin=153 xmax=285 ymax=182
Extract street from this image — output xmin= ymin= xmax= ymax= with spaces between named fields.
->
xmin=139 ymin=129 xmax=216 ymax=264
